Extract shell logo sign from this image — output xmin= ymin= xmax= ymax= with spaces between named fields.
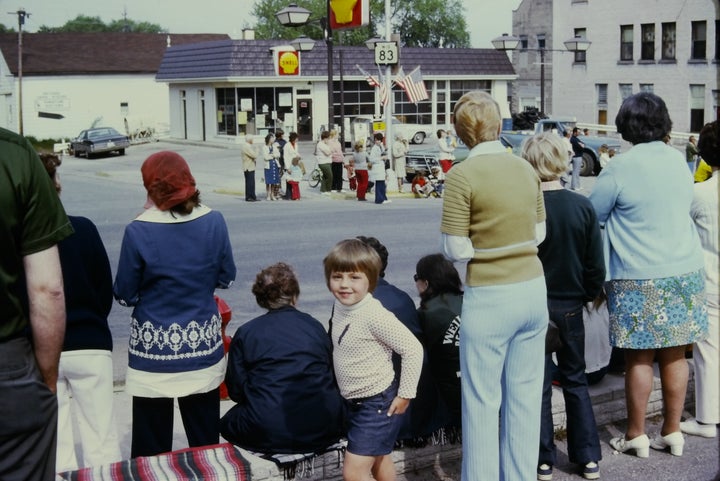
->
xmin=277 ymin=50 xmax=300 ymax=76
xmin=329 ymin=0 xmax=369 ymax=30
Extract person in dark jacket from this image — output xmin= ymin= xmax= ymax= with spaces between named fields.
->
xmin=414 ymin=253 xmax=463 ymax=429
xmin=356 ymin=236 xmax=446 ymax=442
xmin=522 ymin=132 xmax=606 ymax=481
xmin=39 ymin=153 xmax=122 ymax=472
xmin=220 ymin=262 xmax=344 ymax=453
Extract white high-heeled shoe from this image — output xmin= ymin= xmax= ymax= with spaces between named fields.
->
xmin=609 ymin=434 xmax=650 ymax=458
xmin=650 ymin=431 xmax=685 ymax=456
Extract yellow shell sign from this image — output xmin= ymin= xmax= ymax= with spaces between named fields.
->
xmin=278 ymin=50 xmax=299 ymax=76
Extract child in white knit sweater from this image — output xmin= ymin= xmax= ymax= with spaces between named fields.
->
xmin=323 ymin=239 xmax=422 ymax=481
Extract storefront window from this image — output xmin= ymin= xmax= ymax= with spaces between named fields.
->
xmin=216 ymin=88 xmax=237 ymax=136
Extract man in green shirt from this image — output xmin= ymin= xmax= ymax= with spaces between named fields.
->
xmin=0 ymin=127 xmax=73 ymax=480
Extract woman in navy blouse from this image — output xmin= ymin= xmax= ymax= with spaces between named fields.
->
xmin=114 ymin=151 xmax=236 ymax=457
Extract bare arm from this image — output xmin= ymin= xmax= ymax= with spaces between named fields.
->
xmin=23 ymin=245 xmax=66 ymax=393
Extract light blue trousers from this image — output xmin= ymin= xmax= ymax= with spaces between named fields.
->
xmin=460 ymin=276 xmax=548 ymax=481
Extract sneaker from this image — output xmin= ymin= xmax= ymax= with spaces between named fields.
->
xmin=680 ymin=418 xmax=717 ymax=438
xmin=583 ymin=461 xmax=600 ymax=480
xmin=537 ymin=464 xmax=552 ymax=481
xmin=382 ymin=200 xmax=392 ymax=204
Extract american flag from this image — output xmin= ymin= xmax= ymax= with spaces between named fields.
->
xmin=395 ymin=66 xmax=429 ymax=104
xmin=356 ymin=64 xmax=389 ymax=106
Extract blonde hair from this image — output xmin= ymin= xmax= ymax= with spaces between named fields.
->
xmin=452 ymin=91 xmax=501 ymax=148
xmin=323 ymin=239 xmax=381 ymax=292
xmin=354 ymin=140 xmax=365 ymax=152
xmin=521 ymin=132 xmax=569 ymax=181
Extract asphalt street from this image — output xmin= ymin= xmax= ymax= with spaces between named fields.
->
xmin=58 ymin=139 xmax=719 ymax=481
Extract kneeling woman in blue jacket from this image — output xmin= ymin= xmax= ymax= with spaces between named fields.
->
xmin=221 ymin=263 xmax=345 ymax=453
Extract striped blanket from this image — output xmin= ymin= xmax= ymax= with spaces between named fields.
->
xmin=58 ymin=443 xmax=251 ymax=481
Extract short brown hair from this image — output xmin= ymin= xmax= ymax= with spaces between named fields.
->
xmin=452 ymin=91 xmax=501 ymax=148
xmin=323 ymin=239 xmax=381 ymax=292
xmin=522 ymin=132 xmax=569 ymax=181
xmin=252 ymin=262 xmax=300 ymax=310
xmin=38 ymin=153 xmax=62 ymax=193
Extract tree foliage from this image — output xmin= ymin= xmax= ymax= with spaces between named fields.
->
xmin=252 ymin=0 xmax=469 ymax=48
xmin=37 ymin=15 xmax=164 ymax=33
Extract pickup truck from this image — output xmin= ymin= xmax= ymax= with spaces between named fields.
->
xmin=502 ymin=118 xmax=621 ymax=176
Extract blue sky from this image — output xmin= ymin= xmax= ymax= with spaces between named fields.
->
xmin=3 ymin=0 xmax=522 ymax=48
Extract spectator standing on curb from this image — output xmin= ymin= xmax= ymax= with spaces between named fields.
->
xmin=683 ymin=120 xmax=720 ymax=439
xmin=392 ymin=133 xmax=409 ymax=193
xmin=353 ymin=141 xmax=370 ymax=201
xmin=0 ymin=127 xmax=73 ymax=481
xmin=437 ymin=129 xmax=455 ymax=173
xmin=273 ymin=130 xmax=287 ymax=199
xmin=329 ymin=130 xmax=345 ymax=192
xmin=522 ymin=133 xmax=605 ymax=481
xmin=114 ymin=151 xmax=236 ymax=458
xmin=283 ymin=132 xmax=303 ymax=200
xmin=441 ymin=91 xmax=548 ymax=481
xmin=590 ymin=92 xmax=707 ymax=460
xmin=686 ymin=135 xmax=699 ymax=174
xmin=242 ymin=135 xmax=258 ymax=202
xmin=39 ymin=154 xmax=122 ymax=472
xmin=263 ymin=134 xmax=281 ymax=201
xmin=370 ymin=132 xmax=390 ymax=204
xmin=569 ymin=127 xmax=584 ymax=191
xmin=316 ymin=130 xmax=334 ymax=195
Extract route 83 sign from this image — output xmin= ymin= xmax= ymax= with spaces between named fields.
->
xmin=374 ymin=42 xmax=398 ymax=65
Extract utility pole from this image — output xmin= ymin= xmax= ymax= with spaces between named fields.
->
xmin=8 ymin=9 xmax=29 ymax=135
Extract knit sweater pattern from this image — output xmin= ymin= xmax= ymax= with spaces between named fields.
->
xmin=331 ymin=294 xmax=423 ymax=400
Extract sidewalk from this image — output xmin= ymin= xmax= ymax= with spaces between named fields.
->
xmin=85 ymin=361 xmax=718 ymax=481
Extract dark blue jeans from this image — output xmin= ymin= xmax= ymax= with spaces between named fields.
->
xmin=539 ymin=299 xmax=601 ymax=466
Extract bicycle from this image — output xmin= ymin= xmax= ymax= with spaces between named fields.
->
xmin=308 ymin=165 xmax=323 ymax=188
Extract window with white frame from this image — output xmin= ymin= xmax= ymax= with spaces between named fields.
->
xmin=690 ymin=84 xmax=705 ymax=132
xmin=620 ymin=25 xmax=634 ymax=61
xmin=520 ymin=34 xmax=528 ymax=49
xmin=661 ymin=22 xmax=676 ymax=60
xmin=537 ymin=34 xmax=546 ymax=50
xmin=639 ymin=84 xmax=654 ymax=93
xmin=691 ymin=21 xmax=707 ymax=60
xmin=619 ymin=83 xmax=633 ymax=101
xmin=641 ymin=24 xmax=655 ymax=60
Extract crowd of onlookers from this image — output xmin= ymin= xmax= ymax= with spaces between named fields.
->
xmin=1 ymin=88 xmax=717 ymax=481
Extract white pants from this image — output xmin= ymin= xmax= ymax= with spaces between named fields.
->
xmin=56 ymin=350 xmax=122 ymax=472
xmin=694 ymin=298 xmax=719 ymax=424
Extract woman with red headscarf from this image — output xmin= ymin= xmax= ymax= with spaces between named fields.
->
xmin=114 ymin=151 xmax=237 ymax=457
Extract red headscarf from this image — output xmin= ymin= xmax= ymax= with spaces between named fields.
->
xmin=141 ymin=151 xmax=197 ymax=211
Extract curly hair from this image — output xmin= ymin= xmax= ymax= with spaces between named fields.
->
xmin=415 ymin=254 xmax=463 ymax=309
xmin=615 ymin=92 xmax=672 ymax=144
xmin=251 ymin=262 xmax=300 ymax=310
xmin=697 ymin=120 xmax=720 ymax=168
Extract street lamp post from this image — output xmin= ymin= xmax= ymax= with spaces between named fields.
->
xmin=276 ymin=3 xmax=335 ymax=139
xmin=492 ymin=33 xmax=591 ymax=115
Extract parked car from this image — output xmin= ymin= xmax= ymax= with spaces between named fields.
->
xmin=70 ymin=127 xmax=130 ymax=158
xmin=404 ymin=135 xmax=517 ymax=182
xmin=350 ymin=115 xmax=432 ymax=147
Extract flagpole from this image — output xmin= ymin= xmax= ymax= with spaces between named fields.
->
xmin=384 ymin=0 xmax=393 ymax=165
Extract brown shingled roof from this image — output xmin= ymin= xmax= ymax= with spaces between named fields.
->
xmin=0 ymin=32 xmax=229 ymax=75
